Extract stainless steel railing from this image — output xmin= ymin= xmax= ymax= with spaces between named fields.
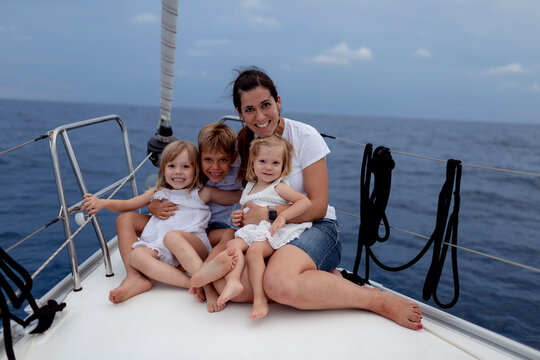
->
xmin=48 ymin=114 xmax=138 ymax=290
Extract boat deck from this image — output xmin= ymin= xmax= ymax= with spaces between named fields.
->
xmin=5 ymin=242 xmax=536 ymax=360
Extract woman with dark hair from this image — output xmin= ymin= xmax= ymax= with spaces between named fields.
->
xmin=217 ymin=66 xmax=423 ymax=330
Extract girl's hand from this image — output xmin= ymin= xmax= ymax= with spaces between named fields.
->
xmin=231 ymin=208 xmax=244 ymax=227
xmin=81 ymin=194 xmax=103 ymax=215
xmin=269 ymin=215 xmax=286 ymax=236
xmin=148 ymin=198 xmax=178 ymax=220
xmin=243 ymin=201 xmax=267 ymax=225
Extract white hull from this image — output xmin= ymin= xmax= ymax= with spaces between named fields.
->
xmin=3 ymin=238 xmax=538 ymax=360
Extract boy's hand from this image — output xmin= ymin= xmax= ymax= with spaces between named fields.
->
xmin=269 ymin=215 xmax=285 ymax=236
xmin=231 ymin=208 xmax=244 ymax=227
xmin=148 ymin=198 xmax=178 ymax=220
xmin=81 ymin=194 xmax=103 ymax=215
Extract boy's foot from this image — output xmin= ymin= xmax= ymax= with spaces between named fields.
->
xmin=217 ymin=279 xmax=244 ymax=306
xmin=249 ymin=299 xmax=269 ymax=320
xmin=204 ymin=285 xmax=226 ymax=313
xmin=188 ymin=286 xmax=206 ymax=302
xmin=109 ymin=274 xmax=152 ymax=304
xmin=191 ymin=248 xmax=238 ymax=288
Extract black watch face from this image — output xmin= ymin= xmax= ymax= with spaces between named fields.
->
xmin=269 ymin=210 xmax=277 ymax=221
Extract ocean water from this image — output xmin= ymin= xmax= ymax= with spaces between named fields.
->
xmin=1 ymin=98 xmax=539 ymax=350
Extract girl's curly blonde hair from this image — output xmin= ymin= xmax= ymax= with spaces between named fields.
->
xmin=245 ymin=135 xmax=293 ymax=183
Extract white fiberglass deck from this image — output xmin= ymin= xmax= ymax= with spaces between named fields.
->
xmin=4 ymin=242 xmax=536 ymax=360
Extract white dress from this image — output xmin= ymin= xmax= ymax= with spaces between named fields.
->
xmin=235 ymin=179 xmax=312 ymax=249
xmin=132 ymin=188 xmax=211 ymax=266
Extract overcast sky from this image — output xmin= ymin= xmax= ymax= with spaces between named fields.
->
xmin=1 ymin=0 xmax=539 ymax=124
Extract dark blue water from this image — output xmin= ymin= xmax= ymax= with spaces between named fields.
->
xmin=1 ymin=98 xmax=539 ymax=350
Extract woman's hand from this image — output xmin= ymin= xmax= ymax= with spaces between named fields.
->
xmin=81 ymin=194 xmax=103 ymax=215
xmin=242 ymin=201 xmax=267 ymax=225
xmin=231 ymin=208 xmax=244 ymax=227
xmin=268 ymin=215 xmax=285 ymax=236
xmin=148 ymin=198 xmax=178 ymax=220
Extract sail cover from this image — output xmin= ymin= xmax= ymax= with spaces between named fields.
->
xmin=159 ymin=0 xmax=178 ymax=127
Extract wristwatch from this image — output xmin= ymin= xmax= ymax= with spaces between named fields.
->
xmin=268 ymin=205 xmax=277 ymax=222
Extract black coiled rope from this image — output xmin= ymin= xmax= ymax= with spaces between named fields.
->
xmin=0 ymin=247 xmax=66 ymax=360
xmin=343 ymin=143 xmax=462 ymax=309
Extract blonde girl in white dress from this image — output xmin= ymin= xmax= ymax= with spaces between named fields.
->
xmin=192 ymin=135 xmax=311 ymax=319
xmin=81 ymin=140 xmax=240 ymax=300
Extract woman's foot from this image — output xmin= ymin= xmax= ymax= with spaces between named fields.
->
xmin=370 ymin=289 xmax=423 ymax=330
xmin=249 ymin=298 xmax=269 ymax=320
xmin=191 ymin=248 xmax=238 ymax=288
xmin=217 ymin=279 xmax=244 ymax=306
xmin=109 ymin=273 xmax=152 ymax=304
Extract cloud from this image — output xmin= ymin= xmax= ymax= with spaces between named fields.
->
xmin=187 ymin=49 xmax=210 ymax=57
xmin=247 ymin=15 xmax=280 ymax=30
xmin=527 ymin=83 xmax=539 ymax=92
xmin=129 ymin=13 xmax=159 ymax=24
xmin=0 ymin=25 xmax=16 ymax=32
xmin=413 ymin=47 xmax=432 ymax=58
xmin=488 ymin=62 xmax=527 ymax=75
xmin=241 ymin=0 xmax=269 ymax=10
xmin=195 ymin=39 xmax=230 ymax=47
xmin=311 ymin=42 xmax=373 ymax=65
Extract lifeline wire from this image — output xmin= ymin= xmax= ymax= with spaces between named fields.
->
xmin=321 ymin=133 xmax=540 ymax=177
xmin=28 ymin=152 xmax=152 ymax=281
xmin=334 ymin=209 xmax=540 ymax=274
xmin=0 ymin=134 xmax=49 ymax=157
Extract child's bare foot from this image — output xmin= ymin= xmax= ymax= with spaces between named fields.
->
xmin=188 ymin=286 xmax=205 ymax=302
xmin=204 ymin=285 xmax=226 ymax=313
xmin=249 ymin=299 xmax=269 ymax=320
xmin=109 ymin=274 xmax=152 ymax=304
xmin=217 ymin=279 xmax=244 ymax=306
xmin=370 ymin=289 xmax=423 ymax=330
xmin=191 ymin=248 xmax=238 ymax=288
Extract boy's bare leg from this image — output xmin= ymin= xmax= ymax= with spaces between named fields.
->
xmin=129 ymin=248 xmax=191 ymax=288
xmin=246 ymin=241 xmax=275 ymax=320
xmin=109 ymin=212 xmax=153 ymax=303
xmin=217 ymin=238 xmax=248 ymax=305
xmin=191 ymin=247 xmax=238 ymax=288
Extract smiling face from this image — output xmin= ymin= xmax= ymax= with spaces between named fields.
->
xmin=200 ymin=150 xmax=232 ymax=184
xmin=238 ymin=86 xmax=282 ymax=139
xmin=164 ymin=150 xmax=195 ymax=190
xmin=252 ymin=144 xmax=284 ymax=184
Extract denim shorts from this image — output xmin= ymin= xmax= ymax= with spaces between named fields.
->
xmin=288 ymin=218 xmax=341 ymax=271
xmin=207 ymin=221 xmax=231 ymax=233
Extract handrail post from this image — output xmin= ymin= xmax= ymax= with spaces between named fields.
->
xmin=48 ymin=130 xmax=82 ymax=291
xmin=59 ymin=132 xmax=114 ymax=277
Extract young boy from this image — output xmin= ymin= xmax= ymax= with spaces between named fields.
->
xmin=109 ymin=122 xmax=241 ymax=309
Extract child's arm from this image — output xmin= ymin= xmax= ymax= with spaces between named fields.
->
xmin=198 ymin=186 xmax=242 ymax=205
xmin=81 ymin=189 xmax=155 ymax=215
xmin=269 ymin=183 xmax=311 ymax=235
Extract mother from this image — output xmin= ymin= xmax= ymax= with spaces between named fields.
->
xmin=217 ymin=67 xmax=422 ymax=330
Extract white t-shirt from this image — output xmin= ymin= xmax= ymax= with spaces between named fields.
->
xmin=206 ymin=156 xmax=242 ymax=224
xmin=281 ymin=118 xmax=336 ymax=220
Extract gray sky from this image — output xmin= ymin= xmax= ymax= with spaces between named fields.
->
xmin=1 ymin=0 xmax=539 ymax=124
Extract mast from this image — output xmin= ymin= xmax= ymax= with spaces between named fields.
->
xmin=148 ymin=0 xmax=179 ymax=166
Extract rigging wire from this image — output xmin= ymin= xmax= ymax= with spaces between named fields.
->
xmin=0 ymin=134 xmax=48 ymax=157
xmin=335 ymin=209 xmax=540 ymax=274
xmin=321 ymin=133 xmax=540 ymax=177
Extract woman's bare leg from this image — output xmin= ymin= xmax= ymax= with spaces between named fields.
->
xmin=263 ymin=245 xmax=423 ymax=330
xmin=246 ymin=241 xmax=275 ymax=320
xmin=109 ymin=212 xmax=152 ymax=303
xmin=129 ymin=247 xmax=191 ymax=288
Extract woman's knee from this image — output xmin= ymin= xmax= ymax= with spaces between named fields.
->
xmin=263 ymin=264 xmax=299 ymax=304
